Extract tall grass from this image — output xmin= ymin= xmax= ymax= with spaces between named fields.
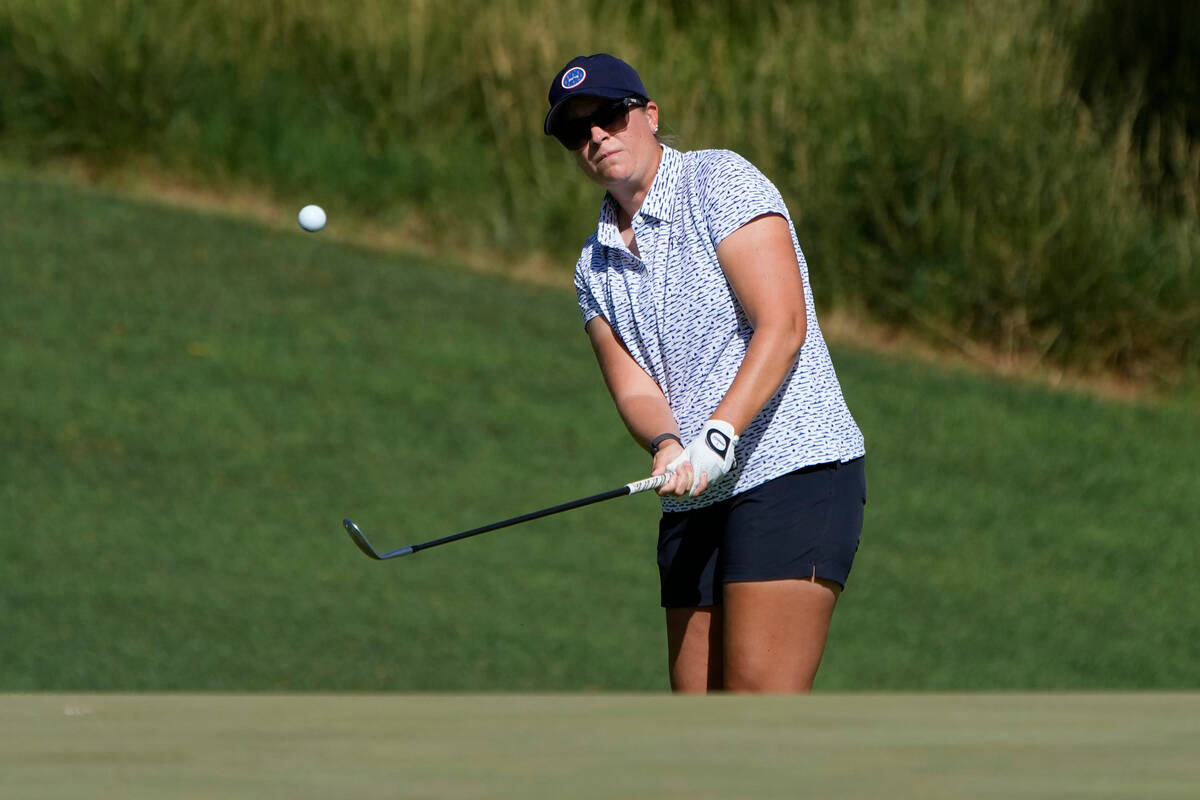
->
xmin=1 ymin=0 xmax=1196 ymax=380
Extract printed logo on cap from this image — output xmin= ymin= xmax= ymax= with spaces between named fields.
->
xmin=562 ymin=67 xmax=587 ymax=90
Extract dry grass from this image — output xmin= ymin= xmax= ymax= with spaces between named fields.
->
xmin=818 ymin=309 xmax=1152 ymax=404
xmin=43 ymin=155 xmax=571 ymax=289
xmin=27 ymin=157 xmax=1170 ymax=406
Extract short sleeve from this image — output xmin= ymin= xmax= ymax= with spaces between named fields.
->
xmin=574 ymin=246 xmax=604 ymax=327
xmin=696 ymin=150 xmax=789 ymax=247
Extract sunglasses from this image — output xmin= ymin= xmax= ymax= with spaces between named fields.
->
xmin=553 ymin=97 xmax=647 ymax=150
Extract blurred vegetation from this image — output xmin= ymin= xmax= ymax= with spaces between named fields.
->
xmin=0 ymin=0 xmax=1196 ymax=382
xmin=1068 ymin=0 xmax=1199 ymax=216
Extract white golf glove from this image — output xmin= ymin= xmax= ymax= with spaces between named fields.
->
xmin=667 ymin=419 xmax=739 ymax=496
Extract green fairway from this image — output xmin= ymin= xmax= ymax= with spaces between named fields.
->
xmin=4 ymin=693 xmax=1198 ymax=798
xmin=1 ymin=170 xmax=1198 ymax=691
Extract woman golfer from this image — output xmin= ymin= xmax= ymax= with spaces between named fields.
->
xmin=545 ymin=54 xmax=866 ymax=693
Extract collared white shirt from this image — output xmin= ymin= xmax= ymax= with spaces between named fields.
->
xmin=576 ymin=145 xmax=865 ymax=511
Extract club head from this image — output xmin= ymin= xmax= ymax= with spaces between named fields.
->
xmin=343 ymin=518 xmax=383 ymax=559
xmin=343 ymin=519 xmax=414 ymax=560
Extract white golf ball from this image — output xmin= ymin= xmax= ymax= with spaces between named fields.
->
xmin=298 ymin=204 xmax=326 ymax=232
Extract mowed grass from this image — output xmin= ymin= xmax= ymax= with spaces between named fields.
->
xmin=5 ymin=693 xmax=1199 ymax=799
xmin=1 ymin=171 xmax=1197 ymax=691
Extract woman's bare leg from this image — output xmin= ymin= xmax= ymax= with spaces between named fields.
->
xmin=665 ymin=606 xmax=724 ymax=693
xmin=721 ymin=578 xmax=841 ymax=693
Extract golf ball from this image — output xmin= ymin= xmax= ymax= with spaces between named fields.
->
xmin=298 ymin=204 xmax=326 ymax=232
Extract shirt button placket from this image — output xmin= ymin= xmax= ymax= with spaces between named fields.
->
xmin=632 ymin=215 xmax=653 ymax=309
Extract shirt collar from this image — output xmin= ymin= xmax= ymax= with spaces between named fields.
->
xmin=638 ymin=144 xmax=679 ymax=223
xmin=596 ymin=144 xmax=680 ymax=249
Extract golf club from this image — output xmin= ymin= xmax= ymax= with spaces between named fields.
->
xmin=343 ymin=473 xmax=669 ymax=560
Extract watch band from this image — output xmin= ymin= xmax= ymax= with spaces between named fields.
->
xmin=649 ymin=433 xmax=683 ymax=454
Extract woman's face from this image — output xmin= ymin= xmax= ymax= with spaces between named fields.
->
xmin=561 ymin=96 xmax=660 ymax=189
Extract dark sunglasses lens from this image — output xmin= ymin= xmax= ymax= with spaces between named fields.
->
xmin=591 ymin=100 xmax=628 ymax=129
xmin=555 ymin=99 xmax=636 ymax=149
xmin=555 ymin=119 xmax=591 ymax=149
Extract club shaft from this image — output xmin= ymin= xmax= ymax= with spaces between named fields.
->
xmin=344 ymin=475 xmax=667 ymax=559
xmin=410 ymin=476 xmax=664 ymax=554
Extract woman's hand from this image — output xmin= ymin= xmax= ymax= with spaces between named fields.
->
xmin=663 ymin=420 xmax=738 ymax=498
xmin=651 ymin=441 xmax=694 ymax=497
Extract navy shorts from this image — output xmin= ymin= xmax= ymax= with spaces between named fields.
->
xmin=657 ymin=457 xmax=866 ymax=608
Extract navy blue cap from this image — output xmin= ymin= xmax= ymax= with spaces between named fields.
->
xmin=544 ymin=54 xmax=649 ymax=136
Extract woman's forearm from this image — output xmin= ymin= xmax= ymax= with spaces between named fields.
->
xmin=613 ymin=391 xmax=682 ymax=451
xmin=713 ymin=318 xmax=806 ymax=433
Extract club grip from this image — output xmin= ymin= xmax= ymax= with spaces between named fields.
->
xmin=624 ymin=474 xmax=670 ymax=495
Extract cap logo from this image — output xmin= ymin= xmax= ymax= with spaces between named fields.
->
xmin=561 ymin=66 xmax=587 ymax=90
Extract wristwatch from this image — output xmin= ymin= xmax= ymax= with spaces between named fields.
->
xmin=649 ymin=433 xmax=683 ymax=454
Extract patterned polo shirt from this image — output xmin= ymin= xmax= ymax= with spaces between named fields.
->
xmin=575 ymin=145 xmax=865 ymax=511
